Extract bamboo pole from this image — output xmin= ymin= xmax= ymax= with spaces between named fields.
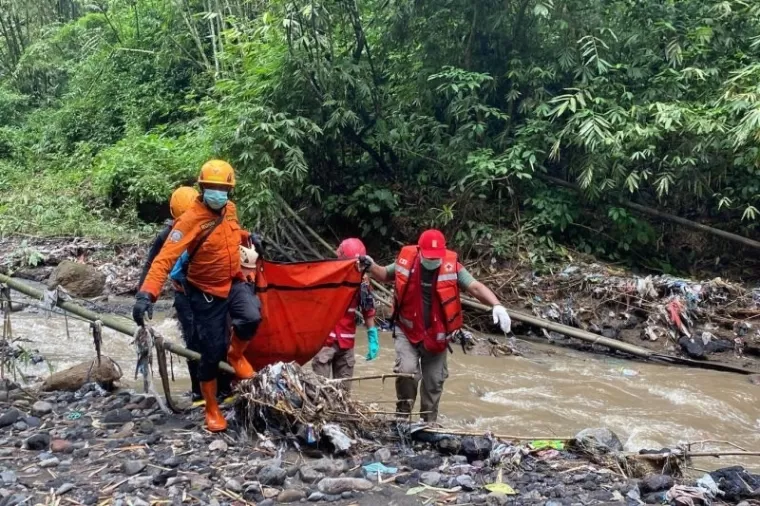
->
xmin=0 ymin=273 xmax=236 ymax=375
xmin=275 ymin=196 xmax=760 ymax=375
xmin=539 ymin=175 xmax=760 ymax=251
xmin=418 ymin=427 xmax=575 ymax=441
xmin=327 ymin=373 xmax=414 ymax=383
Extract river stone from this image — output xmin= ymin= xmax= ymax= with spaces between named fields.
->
xmin=640 ymin=474 xmax=674 ymax=493
xmin=277 ymin=490 xmax=306 ymax=503
xmin=302 ymin=459 xmax=347 ymax=477
xmin=404 ymin=454 xmax=443 ymax=471
xmin=1 ymin=471 xmax=16 ymax=485
xmin=300 ymin=467 xmax=324 ymax=484
xmin=374 ymin=448 xmax=392 ymax=462
xmin=461 ymin=437 xmax=493 ymax=462
xmin=257 ymin=466 xmax=287 ymax=486
xmin=104 ymin=409 xmax=133 ymax=424
xmin=39 ymin=457 xmax=59 ymax=468
xmin=456 ymin=475 xmax=477 ymax=491
xmin=48 ymin=261 xmax=106 ymax=298
xmin=317 ymin=478 xmax=374 ymax=495
xmin=0 ymin=409 xmax=19 ymax=428
xmin=209 ymin=439 xmax=228 ymax=452
xmin=574 ymin=428 xmax=623 ymax=452
xmin=224 ymin=478 xmax=242 ymax=492
xmin=421 ymin=472 xmax=442 ymax=487
xmin=123 ymin=460 xmax=146 ymax=476
xmin=308 ymin=492 xmax=325 ymax=502
xmin=25 ymin=416 xmax=41 ymax=428
xmin=31 ymin=401 xmax=53 ymax=417
xmin=24 ymin=433 xmax=50 ymax=451
xmin=56 ymin=484 xmax=75 ymax=496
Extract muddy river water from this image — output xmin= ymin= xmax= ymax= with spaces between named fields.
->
xmin=8 ymin=305 xmax=760 ymax=471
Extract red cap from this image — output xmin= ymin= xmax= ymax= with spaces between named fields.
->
xmin=418 ymin=229 xmax=446 ymax=259
xmin=336 ymin=238 xmax=367 ymax=259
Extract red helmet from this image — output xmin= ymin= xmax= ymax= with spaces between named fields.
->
xmin=336 ymin=238 xmax=366 ymax=259
xmin=418 ymin=229 xmax=446 ymax=259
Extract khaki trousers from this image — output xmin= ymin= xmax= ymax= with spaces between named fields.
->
xmin=312 ymin=343 xmax=356 ymax=391
xmin=393 ymin=333 xmax=448 ymax=422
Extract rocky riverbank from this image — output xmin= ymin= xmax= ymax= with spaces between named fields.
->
xmin=0 ymin=379 xmax=757 ymax=506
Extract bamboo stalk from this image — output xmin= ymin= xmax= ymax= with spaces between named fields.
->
xmin=540 ymin=175 xmax=760 ymax=251
xmin=326 ymin=373 xmax=414 ymax=383
xmin=633 ymin=451 xmax=760 ymax=461
xmin=418 ymin=427 xmax=575 ymax=441
xmin=0 ymin=273 xmax=235 ymax=375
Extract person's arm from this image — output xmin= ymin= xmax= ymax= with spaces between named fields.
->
xmin=458 ymin=265 xmax=511 ymax=333
xmin=367 ymin=262 xmax=395 ymax=283
xmin=140 ymin=218 xmax=201 ymax=300
xmin=466 ymin=280 xmax=501 ymax=306
xmin=137 ymin=226 xmax=171 ymax=289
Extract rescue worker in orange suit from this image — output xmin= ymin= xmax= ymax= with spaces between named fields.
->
xmin=312 ymin=238 xmax=378 ymax=387
xmin=137 ymin=186 xmax=232 ymax=406
xmin=363 ymin=229 xmax=511 ymax=422
xmin=132 ymin=160 xmax=261 ymax=432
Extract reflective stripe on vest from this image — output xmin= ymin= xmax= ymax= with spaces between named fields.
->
xmin=329 ymin=332 xmax=356 ymax=339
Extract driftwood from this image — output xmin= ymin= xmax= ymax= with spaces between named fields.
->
xmin=41 ymin=356 xmax=122 ymax=392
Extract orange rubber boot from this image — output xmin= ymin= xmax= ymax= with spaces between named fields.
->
xmin=227 ymin=332 xmax=255 ymax=379
xmin=200 ymin=380 xmax=227 ymax=432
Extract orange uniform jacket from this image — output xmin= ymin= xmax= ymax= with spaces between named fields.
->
xmin=140 ymin=199 xmax=247 ymax=300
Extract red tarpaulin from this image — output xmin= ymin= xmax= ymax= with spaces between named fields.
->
xmin=243 ymin=259 xmax=362 ymax=370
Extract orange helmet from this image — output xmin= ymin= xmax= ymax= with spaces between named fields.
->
xmin=169 ymin=186 xmax=199 ymax=219
xmin=198 ymin=159 xmax=236 ymax=187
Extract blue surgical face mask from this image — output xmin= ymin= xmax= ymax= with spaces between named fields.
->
xmin=203 ymin=189 xmax=228 ymax=210
xmin=420 ymin=258 xmax=442 ymax=270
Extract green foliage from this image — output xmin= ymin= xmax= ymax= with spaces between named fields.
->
xmin=1 ymin=0 xmax=760 ymax=271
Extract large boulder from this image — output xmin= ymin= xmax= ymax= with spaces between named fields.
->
xmin=574 ymin=427 xmax=624 ymax=452
xmin=48 ymin=261 xmax=105 ymax=298
xmin=41 ymin=357 xmax=122 ymax=392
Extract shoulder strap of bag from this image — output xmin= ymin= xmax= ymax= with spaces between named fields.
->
xmin=186 ymin=214 xmax=225 ymax=265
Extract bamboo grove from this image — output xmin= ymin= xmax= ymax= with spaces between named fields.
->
xmin=1 ymin=0 xmax=760 ymax=273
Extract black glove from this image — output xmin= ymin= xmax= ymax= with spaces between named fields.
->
xmin=132 ymin=291 xmax=154 ymax=327
xmin=251 ymin=233 xmax=267 ymax=258
xmin=357 ymin=255 xmax=374 ymax=269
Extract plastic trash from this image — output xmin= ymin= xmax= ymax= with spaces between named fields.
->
xmin=484 ymin=483 xmax=516 ymax=495
xmin=530 ymin=440 xmax=565 ymax=451
xmin=362 ymin=462 xmax=398 ymax=474
xmin=321 ymin=423 xmax=353 ymax=452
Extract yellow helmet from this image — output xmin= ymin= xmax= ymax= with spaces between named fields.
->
xmin=169 ymin=186 xmax=199 ymax=219
xmin=198 ymin=159 xmax=236 ymax=187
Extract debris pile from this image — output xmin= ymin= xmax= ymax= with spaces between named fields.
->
xmin=493 ymin=262 xmax=760 ymax=361
xmin=235 ymin=362 xmax=391 ymax=453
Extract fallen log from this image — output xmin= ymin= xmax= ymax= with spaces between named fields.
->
xmin=41 ymin=357 xmax=123 ymax=392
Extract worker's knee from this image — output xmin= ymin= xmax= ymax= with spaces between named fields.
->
xmin=229 ymin=282 xmax=262 ymax=340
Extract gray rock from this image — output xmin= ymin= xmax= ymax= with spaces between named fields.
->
xmin=259 ymin=500 xmax=274 ymax=506
xmin=24 ymin=417 xmax=41 ymax=428
xmin=48 ymin=261 xmax=106 ymax=298
xmin=457 ymin=494 xmax=472 ymax=505
xmin=545 ymin=501 xmax=564 ymax=506
xmin=640 ymin=474 xmax=674 ymax=494
xmin=317 ymin=478 xmax=374 ymax=495
xmin=224 ymin=478 xmax=243 ymax=493
xmin=302 ymin=459 xmax=346 ymax=477
xmin=421 ymin=472 xmax=442 ymax=487
xmin=300 ymin=467 xmax=325 ymax=484
xmin=374 ymin=448 xmax=392 ymax=462
xmin=461 ymin=437 xmax=493 ymax=462
xmin=277 ymin=490 xmax=306 ymax=503
xmin=2 ymin=494 xmax=30 ymax=506
xmin=128 ymin=476 xmax=153 ymax=489
xmin=257 ymin=466 xmax=287 ymax=486
xmin=341 ymin=492 xmax=353 ymax=499
xmin=55 ymin=484 xmax=75 ymax=496
xmin=0 ymin=471 xmax=16 ymax=485
xmin=138 ymin=420 xmax=154 ymax=434
xmin=209 ymin=439 xmax=228 ymax=452
xmin=190 ymin=474 xmax=213 ymax=490
xmin=104 ymin=409 xmax=133 ymax=425
xmin=12 ymin=421 xmax=27 ymax=431
xmin=31 ymin=401 xmax=53 ymax=417
xmin=456 ymin=475 xmax=477 ymax=491
xmin=123 ymin=460 xmax=147 ymax=476
xmin=308 ymin=492 xmax=325 ymax=502
xmin=162 ymin=456 xmax=183 ymax=468
xmin=574 ymin=427 xmax=623 ymax=452
xmin=404 ymin=454 xmax=442 ymax=471
xmin=39 ymin=457 xmax=60 ymax=468
xmin=24 ymin=433 xmax=50 ymax=451
xmin=485 ymin=493 xmax=509 ymax=506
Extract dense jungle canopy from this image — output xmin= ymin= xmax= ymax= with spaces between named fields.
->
xmin=1 ymin=0 xmax=760 ymax=274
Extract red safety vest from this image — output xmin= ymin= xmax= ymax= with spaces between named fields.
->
xmin=326 ymin=277 xmax=376 ymax=349
xmin=392 ymin=246 xmax=463 ymax=354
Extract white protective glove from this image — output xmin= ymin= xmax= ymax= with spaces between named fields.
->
xmin=492 ymin=305 xmax=511 ymax=334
